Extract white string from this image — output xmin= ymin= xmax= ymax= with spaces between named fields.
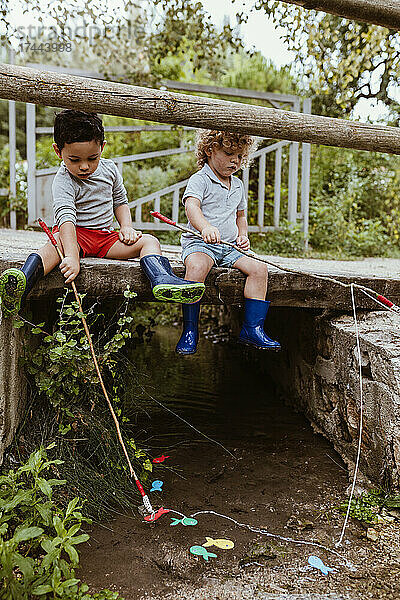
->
xmin=359 ymin=288 xmax=400 ymax=314
xmin=335 ymin=284 xmax=364 ymax=547
xmin=189 ymin=509 xmax=354 ymax=569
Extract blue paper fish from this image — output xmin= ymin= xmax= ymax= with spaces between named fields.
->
xmin=170 ymin=517 xmax=198 ymax=527
xmin=150 ymin=480 xmax=163 ymax=492
xmin=308 ymin=555 xmax=336 ymax=575
xmin=189 ymin=545 xmax=217 ymax=561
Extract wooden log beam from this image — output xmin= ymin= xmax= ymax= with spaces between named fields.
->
xmin=279 ymin=0 xmax=400 ymax=30
xmin=0 ymin=64 xmax=400 ymax=155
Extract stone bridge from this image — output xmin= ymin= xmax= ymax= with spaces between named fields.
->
xmin=1 ymin=229 xmax=400 ymax=490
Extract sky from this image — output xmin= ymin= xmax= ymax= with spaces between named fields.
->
xmin=200 ymin=0 xmax=295 ymax=68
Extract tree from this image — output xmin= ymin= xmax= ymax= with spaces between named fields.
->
xmin=247 ymin=2 xmax=400 ymax=119
xmin=2 ymin=0 xmax=241 ymax=85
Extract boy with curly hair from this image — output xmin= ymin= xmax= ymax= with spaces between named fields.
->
xmin=176 ymin=129 xmax=280 ymax=355
xmin=0 ymin=110 xmax=204 ymax=318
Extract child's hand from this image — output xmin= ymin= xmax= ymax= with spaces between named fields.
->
xmin=59 ymin=256 xmax=80 ymax=284
xmin=236 ymin=235 xmax=250 ymax=251
xmin=201 ymin=225 xmax=221 ymax=244
xmin=119 ymin=226 xmax=142 ymax=245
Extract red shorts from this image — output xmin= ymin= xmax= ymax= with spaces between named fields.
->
xmin=52 ymin=225 xmax=120 ymax=258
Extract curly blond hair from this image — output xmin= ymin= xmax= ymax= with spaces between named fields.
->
xmin=195 ymin=129 xmax=258 ymax=169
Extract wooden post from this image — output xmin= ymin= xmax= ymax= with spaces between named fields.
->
xmin=172 ymin=188 xmax=179 ymax=223
xmin=257 ymin=152 xmax=266 ymax=229
xmin=301 ymin=98 xmax=312 ymax=248
xmin=26 ymin=102 xmax=36 ymax=225
xmin=8 ymin=48 xmax=16 ymax=230
xmin=278 ymin=0 xmax=400 ymax=31
xmin=288 ymin=142 xmax=299 ymax=223
xmin=1 ymin=64 xmax=400 ymax=155
xmin=274 ymin=147 xmax=282 ymax=228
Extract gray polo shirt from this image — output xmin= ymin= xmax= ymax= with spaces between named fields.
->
xmin=52 ymin=158 xmax=128 ymax=230
xmin=181 ymin=163 xmax=246 ymax=245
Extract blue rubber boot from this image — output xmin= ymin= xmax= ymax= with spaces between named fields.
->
xmin=140 ymin=255 xmax=205 ymax=304
xmin=175 ymin=301 xmax=200 ymax=355
xmin=0 ymin=253 xmax=44 ymax=318
xmin=238 ymin=298 xmax=281 ymax=351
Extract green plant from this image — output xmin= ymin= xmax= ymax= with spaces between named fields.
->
xmin=343 ymin=219 xmax=390 ymax=257
xmin=15 ymin=288 xmax=154 ymax=518
xmin=250 ymin=220 xmax=305 ymax=256
xmin=339 ymin=488 xmax=400 ymax=525
xmin=0 ymin=144 xmax=27 ymax=228
xmin=24 ymin=288 xmax=137 ymax=413
xmin=0 ymin=445 xmax=123 ymax=599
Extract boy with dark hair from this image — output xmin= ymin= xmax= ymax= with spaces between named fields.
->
xmin=0 ymin=110 xmax=204 ymax=317
xmin=176 ymin=129 xmax=280 ymax=355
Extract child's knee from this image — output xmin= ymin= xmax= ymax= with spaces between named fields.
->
xmin=141 ymin=234 xmax=161 ymax=251
xmin=185 ymin=261 xmax=211 ymax=281
xmin=252 ymin=262 xmax=268 ymax=279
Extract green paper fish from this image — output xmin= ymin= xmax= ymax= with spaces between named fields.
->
xmin=170 ymin=517 xmax=198 ymax=527
xmin=203 ymin=536 xmax=234 ymax=550
xmin=189 ymin=545 xmax=217 ymax=561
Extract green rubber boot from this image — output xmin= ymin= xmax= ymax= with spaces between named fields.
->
xmin=0 ymin=253 xmax=44 ymax=318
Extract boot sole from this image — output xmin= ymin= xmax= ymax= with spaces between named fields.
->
xmin=0 ymin=269 xmax=26 ymax=318
xmin=238 ymin=339 xmax=281 ymax=351
xmin=175 ymin=347 xmax=198 ymax=355
xmin=152 ymin=283 xmax=205 ymax=304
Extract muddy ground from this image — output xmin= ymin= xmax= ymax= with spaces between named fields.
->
xmin=79 ymin=327 xmax=400 ymax=600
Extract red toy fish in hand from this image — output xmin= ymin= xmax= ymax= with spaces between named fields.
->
xmin=152 ymin=455 xmax=170 ymax=464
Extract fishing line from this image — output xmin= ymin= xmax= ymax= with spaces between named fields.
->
xmin=113 ymin=349 xmax=233 ymax=456
xmin=140 ymin=384 xmax=236 ymax=459
xmin=359 ymin=288 xmax=400 ymax=314
xmin=335 ymin=284 xmax=364 ymax=548
xmin=151 ymin=211 xmax=400 ymax=314
xmin=189 ymin=509 xmax=354 ymax=569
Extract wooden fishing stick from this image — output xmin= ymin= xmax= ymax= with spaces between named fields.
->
xmin=150 ymin=211 xmax=400 ymax=313
xmin=38 ymin=219 xmax=154 ymax=515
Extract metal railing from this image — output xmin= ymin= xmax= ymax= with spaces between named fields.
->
xmin=128 ymin=139 xmax=306 ymax=235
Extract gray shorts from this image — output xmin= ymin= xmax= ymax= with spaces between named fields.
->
xmin=181 ymin=239 xmax=243 ymax=268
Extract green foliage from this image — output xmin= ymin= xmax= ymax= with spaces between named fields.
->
xmin=0 ymin=144 xmax=27 ymax=227
xmin=219 ymin=51 xmax=299 ymax=100
xmin=250 ymin=221 xmax=305 ymax=257
xmin=16 ymin=289 xmax=156 ymax=517
xmin=309 ymin=146 xmax=400 ymax=256
xmin=339 ymin=488 xmax=400 ymax=525
xmin=251 ymin=3 xmax=400 ymax=118
xmin=24 ymin=289 xmax=136 ymax=411
xmin=0 ymin=445 xmax=123 ymax=599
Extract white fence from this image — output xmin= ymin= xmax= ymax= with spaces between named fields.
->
xmin=4 ymin=65 xmax=311 ymax=242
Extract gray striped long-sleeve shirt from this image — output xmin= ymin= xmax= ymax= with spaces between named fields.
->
xmin=52 ymin=158 xmax=128 ymax=230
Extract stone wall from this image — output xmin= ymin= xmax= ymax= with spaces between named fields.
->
xmin=2 ymin=295 xmax=400 ymax=490
xmin=264 ymin=308 xmax=400 ymax=490
xmin=0 ymin=319 xmax=29 ymax=462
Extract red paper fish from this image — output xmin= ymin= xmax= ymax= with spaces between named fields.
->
xmin=144 ymin=507 xmax=171 ymax=522
xmin=152 ymin=455 xmax=170 ymax=464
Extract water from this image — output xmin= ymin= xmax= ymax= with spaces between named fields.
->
xmin=126 ymin=325 xmax=313 ymax=450
xmin=80 ymin=326 xmax=356 ymax=600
